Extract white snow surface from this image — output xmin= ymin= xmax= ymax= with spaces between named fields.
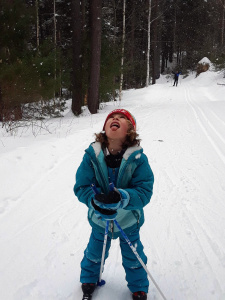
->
xmin=1 ymin=70 xmax=225 ymax=300
xmin=198 ymin=57 xmax=211 ymax=65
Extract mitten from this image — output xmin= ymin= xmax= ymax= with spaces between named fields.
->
xmin=94 ymin=188 xmax=129 ymax=210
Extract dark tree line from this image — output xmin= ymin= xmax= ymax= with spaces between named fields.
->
xmin=0 ymin=0 xmax=225 ymax=121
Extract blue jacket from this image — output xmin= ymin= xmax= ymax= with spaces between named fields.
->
xmin=173 ymin=71 xmax=182 ymax=80
xmin=74 ymin=142 xmax=154 ymax=238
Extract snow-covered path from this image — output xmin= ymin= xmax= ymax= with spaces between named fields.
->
xmin=0 ymin=71 xmax=225 ymax=300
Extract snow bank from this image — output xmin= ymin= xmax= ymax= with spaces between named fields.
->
xmin=198 ymin=57 xmax=211 ymax=65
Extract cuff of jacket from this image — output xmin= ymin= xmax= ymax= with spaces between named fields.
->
xmin=118 ymin=188 xmax=130 ymax=202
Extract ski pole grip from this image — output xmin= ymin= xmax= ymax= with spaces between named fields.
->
xmin=91 ymin=183 xmax=115 ymax=194
xmin=109 ymin=182 xmax=115 ymax=191
xmin=91 ymin=183 xmax=98 ymax=195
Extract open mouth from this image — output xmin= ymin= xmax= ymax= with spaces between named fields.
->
xmin=110 ymin=122 xmax=120 ymax=128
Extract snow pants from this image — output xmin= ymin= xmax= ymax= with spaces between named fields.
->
xmin=80 ymin=228 xmax=149 ymax=293
xmin=173 ymin=79 xmax=178 ymax=86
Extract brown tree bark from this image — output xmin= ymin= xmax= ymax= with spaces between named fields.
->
xmin=119 ymin=0 xmax=126 ymax=100
xmin=71 ymin=0 xmax=82 ymax=115
xmin=130 ymin=1 xmax=135 ymax=65
xmin=152 ymin=0 xmax=158 ymax=84
xmin=221 ymin=0 xmax=225 ymax=46
xmin=87 ymin=0 xmax=102 ymax=113
xmin=0 ymin=86 xmax=3 ymax=122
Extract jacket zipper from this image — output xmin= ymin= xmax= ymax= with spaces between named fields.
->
xmin=97 ymin=160 xmax=109 ymax=192
xmin=91 ymin=158 xmax=109 ymax=193
xmin=132 ymin=211 xmax=140 ymax=227
xmin=116 ymin=163 xmax=126 ymax=187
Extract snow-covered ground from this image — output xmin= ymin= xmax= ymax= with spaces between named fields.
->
xmin=0 ymin=70 xmax=225 ymax=300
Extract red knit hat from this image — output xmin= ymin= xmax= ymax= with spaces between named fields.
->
xmin=103 ymin=109 xmax=136 ymax=131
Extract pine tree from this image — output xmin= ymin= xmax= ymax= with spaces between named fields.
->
xmin=87 ymin=0 xmax=102 ymax=114
xmin=71 ymin=0 xmax=82 ymax=115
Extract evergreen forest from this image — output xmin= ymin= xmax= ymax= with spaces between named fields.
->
xmin=0 ymin=0 xmax=225 ymax=123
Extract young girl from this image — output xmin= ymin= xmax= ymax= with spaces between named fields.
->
xmin=74 ymin=109 xmax=154 ymax=300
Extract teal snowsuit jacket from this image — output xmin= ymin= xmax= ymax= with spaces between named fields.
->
xmin=74 ymin=142 xmax=154 ymax=238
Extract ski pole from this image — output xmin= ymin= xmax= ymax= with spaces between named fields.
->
xmin=113 ymin=220 xmax=167 ymax=300
xmin=109 ymin=183 xmax=167 ymax=300
xmin=98 ymin=220 xmax=109 ymax=286
xmin=90 ymin=184 xmax=108 ymax=287
xmin=91 ymin=184 xmax=167 ymax=300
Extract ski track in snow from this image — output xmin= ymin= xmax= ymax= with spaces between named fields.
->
xmin=1 ymin=71 xmax=225 ymax=300
xmin=184 ymin=85 xmax=225 ymax=166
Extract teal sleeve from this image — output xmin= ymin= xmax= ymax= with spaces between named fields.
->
xmin=118 ymin=188 xmax=130 ymax=208
xmin=123 ymin=154 xmax=154 ymax=210
xmin=74 ymin=153 xmax=100 ymax=207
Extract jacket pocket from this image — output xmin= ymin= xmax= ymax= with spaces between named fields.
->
xmin=114 ymin=209 xmax=140 ymax=232
xmin=131 ymin=210 xmax=140 ymax=226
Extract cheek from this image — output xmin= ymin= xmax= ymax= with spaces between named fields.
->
xmin=104 ymin=121 xmax=111 ymax=131
xmin=105 ymin=123 xmax=113 ymax=137
xmin=121 ymin=123 xmax=129 ymax=134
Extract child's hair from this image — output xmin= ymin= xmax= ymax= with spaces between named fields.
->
xmin=95 ymin=120 xmax=141 ymax=148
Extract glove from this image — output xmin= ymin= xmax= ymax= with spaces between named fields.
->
xmin=91 ymin=198 xmax=117 ymax=221
xmin=94 ymin=188 xmax=129 ymax=210
xmin=95 ymin=189 xmax=121 ymax=204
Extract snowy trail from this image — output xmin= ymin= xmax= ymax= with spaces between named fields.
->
xmin=184 ymin=84 xmax=225 ymax=166
xmin=1 ymin=71 xmax=225 ymax=300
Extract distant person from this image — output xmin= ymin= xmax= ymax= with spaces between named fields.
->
xmin=172 ymin=70 xmax=182 ymax=86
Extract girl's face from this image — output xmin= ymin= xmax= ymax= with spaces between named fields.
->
xmin=105 ymin=113 xmax=129 ymax=142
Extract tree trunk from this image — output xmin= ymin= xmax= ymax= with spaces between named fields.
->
xmin=0 ymin=86 xmax=3 ymax=122
xmin=71 ymin=0 xmax=82 ymax=115
xmin=119 ymin=0 xmax=126 ymax=101
xmin=130 ymin=1 xmax=135 ymax=65
xmin=173 ymin=0 xmax=177 ymax=58
xmin=146 ymin=0 xmax=152 ymax=87
xmin=53 ymin=0 xmax=57 ymax=101
xmin=87 ymin=0 xmax=102 ymax=114
xmin=161 ymin=45 xmax=166 ymax=74
xmin=222 ymin=0 xmax=225 ymax=46
xmin=113 ymin=0 xmax=117 ymax=100
xmin=152 ymin=0 xmax=158 ymax=84
xmin=81 ymin=0 xmax=86 ymax=30
xmin=14 ymin=104 xmax=23 ymax=121
xmin=36 ymin=0 xmax=40 ymax=49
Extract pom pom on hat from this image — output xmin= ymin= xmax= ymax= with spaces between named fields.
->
xmin=103 ymin=109 xmax=136 ymax=131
